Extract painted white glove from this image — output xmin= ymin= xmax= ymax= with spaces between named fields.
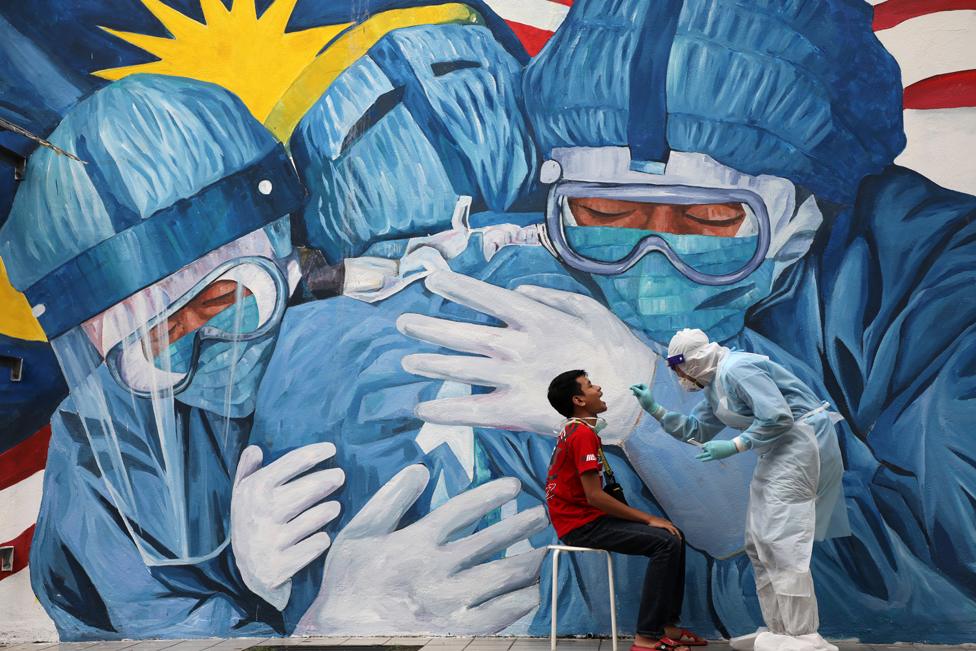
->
xmin=232 ymin=442 xmax=345 ymax=610
xmin=297 ymin=465 xmax=548 ymax=635
xmin=396 ymin=270 xmax=658 ymax=444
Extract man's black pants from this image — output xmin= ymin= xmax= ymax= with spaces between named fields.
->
xmin=562 ymin=516 xmax=686 ymax=638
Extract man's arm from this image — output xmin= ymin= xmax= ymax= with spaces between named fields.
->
xmin=578 ymin=470 xmax=680 ymax=538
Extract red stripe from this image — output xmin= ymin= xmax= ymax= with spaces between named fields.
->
xmin=0 ymin=424 xmax=51 ymax=490
xmin=548 ymin=0 xmax=573 ymax=5
xmin=0 ymin=525 xmax=35 ymax=581
xmin=872 ymin=0 xmax=976 ymax=31
xmin=903 ymin=70 xmax=976 ymax=108
xmin=505 ymin=20 xmax=557 ymax=57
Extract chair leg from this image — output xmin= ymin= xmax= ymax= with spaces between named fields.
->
xmin=551 ymin=549 xmax=560 ymax=651
xmin=607 ymin=552 xmax=618 ymax=651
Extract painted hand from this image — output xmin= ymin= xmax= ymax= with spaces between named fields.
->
xmin=231 ymin=442 xmax=344 ymax=610
xmin=297 ymin=465 xmax=548 ymax=635
xmin=695 ymin=439 xmax=739 ymax=462
xmin=397 ymin=270 xmax=658 ymax=445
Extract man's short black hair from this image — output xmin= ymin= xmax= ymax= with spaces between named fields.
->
xmin=548 ymin=370 xmax=587 ymax=419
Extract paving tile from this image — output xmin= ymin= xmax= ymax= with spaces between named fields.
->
xmin=340 ymin=640 xmax=392 ymax=647
xmin=42 ymin=645 xmax=102 ymax=651
xmin=257 ymin=639 xmax=350 ymax=648
xmin=385 ymin=640 xmax=432 ymax=647
xmin=421 ymin=640 xmax=472 ymax=648
xmin=543 ymin=643 xmax=598 ymax=651
xmin=124 ymin=642 xmax=184 ymax=651
xmin=1 ymin=645 xmax=59 ymax=651
xmin=469 ymin=640 xmax=513 ymax=645
xmin=81 ymin=643 xmax=144 ymax=651
xmin=158 ymin=641 xmax=223 ymax=651
xmin=203 ymin=638 xmax=270 ymax=651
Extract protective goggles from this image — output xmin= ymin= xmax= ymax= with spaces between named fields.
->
xmin=105 ymin=256 xmax=287 ymax=396
xmin=540 ymin=181 xmax=771 ymax=285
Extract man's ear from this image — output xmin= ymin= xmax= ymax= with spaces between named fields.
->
xmin=572 ymin=394 xmax=585 ymax=407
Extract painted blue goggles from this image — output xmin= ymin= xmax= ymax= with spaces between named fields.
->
xmin=541 ymin=181 xmax=772 ymax=286
xmin=105 ymin=256 xmax=287 ymax=396
xmin=666 ymin=354 xmax=686 ymax=369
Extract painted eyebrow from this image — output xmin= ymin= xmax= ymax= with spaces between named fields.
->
xmin=430 ymin=60 xmax=481 ymax=76
xmin=340 ymin=85 xmax=406 ymax=155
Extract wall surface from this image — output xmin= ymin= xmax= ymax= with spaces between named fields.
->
xmin=1 ymin=0 xmax=974 ymax=645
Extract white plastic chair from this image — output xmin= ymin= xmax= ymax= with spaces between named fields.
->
xmin=548 ymin=544 xmax=618 ymax=651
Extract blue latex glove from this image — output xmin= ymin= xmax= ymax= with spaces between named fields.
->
xmin=629 ymin=383 xmax=660 ymax=415
xmin=695 ymin=439 xmax=739 ymax=462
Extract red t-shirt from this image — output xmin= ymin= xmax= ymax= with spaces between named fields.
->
xmin=545 ymin=420 xmax=607 ymax=538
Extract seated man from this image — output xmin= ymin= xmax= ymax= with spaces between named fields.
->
xmin=544 ymin=370 xmax=705 ymax=651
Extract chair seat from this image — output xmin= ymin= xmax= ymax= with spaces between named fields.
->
xmin=548 ymin=544 xmax=610 ymax=553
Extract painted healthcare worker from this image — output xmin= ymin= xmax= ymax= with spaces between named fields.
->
xmin=631 ymin=328 xmax=849 ymax=651
xmin=0 ymin=74 xmax=335 ymax=638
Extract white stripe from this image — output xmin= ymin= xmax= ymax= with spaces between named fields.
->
xmin=0 ymin=566 xmax=59 ymax=643
xmin=483 ymin=0 xmax=569 ymax=32
xmin=0 ymin=471 xmax=44 ymax=541
xmin=415 ymin=381 xmax=475 ymax=483
xmin=874 ymin=10 xmax=976 ymax=87
xmin=898 ymin=107 xmax=976 ymax=194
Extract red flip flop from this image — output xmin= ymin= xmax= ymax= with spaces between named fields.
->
xmin=670 ymin=629 xmax=708 ymax=646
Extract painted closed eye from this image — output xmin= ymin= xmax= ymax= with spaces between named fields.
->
xmin=569 ymin=198 xmax=637 ymax=221
xmin=144 ymin=280 xmax=254 ymax=356
xmin=683 ymin=203 xmax=746 ymax=227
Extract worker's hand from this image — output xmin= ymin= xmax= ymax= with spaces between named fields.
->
xmin=397 ymin=270 xmax=658 ymax=445
xmin=647 ymin=516 xmax=682 ymax=539
xmin=231 ymin=442 xmax=344 ymax=610
xmin=297 ymin=465 xmax=548 ymax=634
xmin=629 ymin=383 xmax=661 ymax=415
xmin=695 ymin=439 xmax=739 ymax=462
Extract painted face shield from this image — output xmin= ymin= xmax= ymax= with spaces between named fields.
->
xmin=49 ymin=222 xmax=299 ymax=566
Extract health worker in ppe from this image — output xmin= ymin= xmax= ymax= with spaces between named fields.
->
xmin=236 ymin=9 xmax=555 ymax=636
xmin=267 ymin=2 xmax=734 ymax=636
xmin=400 ymin=0 xmax=976 ymax=644
xmin=0 ymin=74 xmax=344 ymax=638
xmin=631 ymin=328 xmax=848 ymax=651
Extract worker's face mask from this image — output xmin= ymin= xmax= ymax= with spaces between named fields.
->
xmin=50 ymin=224 xmax=297 ymax=566
xmin=541 ymin=182 xmax=775 ymax=343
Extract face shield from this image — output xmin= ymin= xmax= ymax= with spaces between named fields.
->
xmin=50 ymin=220 xmax=299 ymax=566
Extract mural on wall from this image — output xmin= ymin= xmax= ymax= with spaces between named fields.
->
xmin=1 ymin=0 xmax=975 ymax=644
